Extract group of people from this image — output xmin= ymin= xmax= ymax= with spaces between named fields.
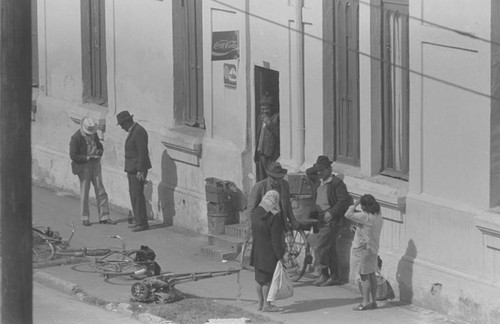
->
xmin=71 ymin=99 xmax=382 ymax=312
xmin=248 ymin=156 xmax=384 ymax=312
xmin=69 ymin=111 xmax=151 ymax=232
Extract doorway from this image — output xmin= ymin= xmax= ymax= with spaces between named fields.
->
xmin=254 ymin=66 xmax=280 ymax=181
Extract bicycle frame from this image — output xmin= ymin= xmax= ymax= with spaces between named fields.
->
xmin=55 ymin=235 xmax=127 ymax=258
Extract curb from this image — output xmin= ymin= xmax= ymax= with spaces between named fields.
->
xmin=33 ymin=271 xmax=172 ymax=324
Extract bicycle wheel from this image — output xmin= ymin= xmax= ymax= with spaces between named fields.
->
xmin=32 ymin=229 xmax=55 ymax=262
xmin=92 ymin=259 xmax=148 ymax=278
xmin=284 ymin=229 xmax=312 ymax=282
xmin=72 ymin=261 xmax=98 ymax=274
xmin=93 ymin=251 xmax=149 ymax=278
xmin=238 ymin=228 xmax=253 ymax=270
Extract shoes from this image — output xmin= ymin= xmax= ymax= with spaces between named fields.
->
xmin=313 ymin=275 xmax=328 ymax=286
xmin=99 ymin=219 xmax=117 ymax=225
xmin=128 ymin=222 xmax=137 ymax=228
xmin=372 ymin=301 xmax=378 ymax=309
xmin=353 ymin=303 xmax=373 ymax=311
xmin=82 ymin=220 xmax=91 ymax=227
xmin=131 ymin=225 xmax=148 ymax=232
xmin=320 ymin=277 xmax=343 ymax=286
xmin=261 ymin=304 xmax=282 ymax=312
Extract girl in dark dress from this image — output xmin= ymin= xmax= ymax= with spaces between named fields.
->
xmin=250 ymin=190 xmax=286 ymax=312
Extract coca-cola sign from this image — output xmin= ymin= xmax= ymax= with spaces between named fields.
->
xmin=212 ymin=31 xmax=239 ymax=61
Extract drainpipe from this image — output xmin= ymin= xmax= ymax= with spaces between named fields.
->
xmin=291 ymin=0 xmax=305 ymax=168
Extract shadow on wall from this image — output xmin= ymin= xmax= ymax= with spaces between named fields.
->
xmin=158 ymin=150 xmax=177 ymax=226
xmin=337 ymin=226 xmax=354 ymax=283
xmin=396 ymin=239 xmax=417 ymax=303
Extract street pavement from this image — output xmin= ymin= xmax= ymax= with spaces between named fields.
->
xmin=34 ymin=281 xmax=142 ymax=324
xmin=33 ymin=185 xmax=461 ymax=324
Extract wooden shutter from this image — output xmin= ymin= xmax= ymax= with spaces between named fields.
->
xmin=381 ymin=1 xmax=409 ymax=179
xmin=335 ymin=0 xmax=359 ymax=165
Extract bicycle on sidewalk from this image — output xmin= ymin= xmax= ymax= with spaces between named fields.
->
xmin=32 ymin=222 xmax=160 ymax=279
xmin=238 ymin=218 xmax=317 ymax=282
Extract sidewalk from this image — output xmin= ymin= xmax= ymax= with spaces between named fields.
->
xmin=33 ymin=185 xmax=460 ymax=324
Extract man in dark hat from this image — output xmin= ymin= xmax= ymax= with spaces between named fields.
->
xmin=117 ymin=111 xmax=152 ymax=232
xmin=254 ymin=94 xmax=280 ymax=181
xmin=306 ymin=155 xmax=353 ymax=286
xmin=247 ymin=162 xmax=299 ymax=232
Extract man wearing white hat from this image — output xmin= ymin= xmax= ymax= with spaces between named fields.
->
xmin=69 ymin=116 xmax=115 ymax=226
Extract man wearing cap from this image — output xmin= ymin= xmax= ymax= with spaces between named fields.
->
xmin=69 ymin=116 xmax=115 ymax=226
xmin=116 ymin=111 xmax=152 ymax=232
xmin=247 ymin=162 xmax=299 ymax=232
xmin=254 ymin=94 xmax=280 ymax=181
xmin=306 ymin=155 xmax=353 ymax=286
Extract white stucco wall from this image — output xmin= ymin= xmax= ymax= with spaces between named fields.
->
xmin=302 ymin=0 xmax=325 ymax=170
xmin=112 ymin=0 xmax=172 ymax=125
xmin=43 ymin=0 xmax=82 ymax=101
xmin=401 ymin=1 xmax=498 ymax=319
xmin=409 ymin=0 xmax=491 ymax=208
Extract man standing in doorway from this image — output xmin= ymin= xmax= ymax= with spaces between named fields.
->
xmin=70 ymin=116 xmax=115 ymax=226
xmin=117 ymin=111 xmax=152 ymax=232
xmin=306 ymin=155 xmax=353 ymax=286
xmin=254 ymin=94 xmax=280 ymax=181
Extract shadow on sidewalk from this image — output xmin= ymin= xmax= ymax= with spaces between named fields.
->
xmin=281 ymin=297 xmax=361 ymax=314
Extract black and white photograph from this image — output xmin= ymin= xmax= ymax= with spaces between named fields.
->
xmin=1 ymin=0 xmax=499 ymax=323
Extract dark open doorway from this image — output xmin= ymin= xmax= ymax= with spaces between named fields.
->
xmin=254 ymin=66 xmax=280 ymax=181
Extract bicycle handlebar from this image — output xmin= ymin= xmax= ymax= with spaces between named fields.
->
xmin=106 ymin=235 xmax=126 ymax=250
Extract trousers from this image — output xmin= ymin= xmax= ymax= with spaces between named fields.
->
xmin=314 ymin=225 xmax=340 ymax=278
xmin=127 ymin=171 xmax=149 ymax=228
xmin=78 ymin=160 xmax=110 ymax=221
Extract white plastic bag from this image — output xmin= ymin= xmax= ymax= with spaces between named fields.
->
xmin=267 ymin=260 xmax=294 ymax=301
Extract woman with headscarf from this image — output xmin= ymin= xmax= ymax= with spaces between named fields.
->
xmin=250 ymin=189 xmax=286 ymax=312
xmin=345 ymin=194 xmax=384 ymax=311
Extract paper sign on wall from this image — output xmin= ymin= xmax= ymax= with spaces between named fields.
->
xmin=224 ymin=64 xmax=237 ymax=88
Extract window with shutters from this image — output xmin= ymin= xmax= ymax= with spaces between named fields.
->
xmin=381 ymin=0 xmax=409 ymax=179
xmin=172 ymin=0 xmax=204 ymax=128
xmin=81 ymin=0 xmax=107 ymax=106
xmin=335 ymin=0 xmax=360 ymax=165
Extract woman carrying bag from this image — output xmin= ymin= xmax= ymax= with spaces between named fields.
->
xmin=250 ymin=189 xmax=286 ymax=312
xmin=345 ymin=194 xmax=384 ymax=311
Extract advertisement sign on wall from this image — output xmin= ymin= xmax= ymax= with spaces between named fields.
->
xmin=212 ymin=31 xmax=239 ymax=61
xmin=224 ymin=64 xmax=237 ymax=88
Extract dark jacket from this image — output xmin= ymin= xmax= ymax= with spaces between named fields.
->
xmin=250 ymin=206 xmax=285 ymax=273
xmin=69 ymin=130 xmax=103 ymax=175
xmin=124 ymin=123 xmax=152 ymax=173
xmin=247 ymin=177 xmax=297 ymax=226
xmin=306 ymin=168 xmax=353 ymax=227
xmin=254 ymin=113 xmax=280 ymax=162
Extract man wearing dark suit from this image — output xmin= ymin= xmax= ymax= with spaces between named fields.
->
xmin=254 ymin=95 xmax=280 ymax=181
xmin=69 ymin=116 xmax=115 ymax=226
xmin=116 ymin=111 xmax=152 ymax=232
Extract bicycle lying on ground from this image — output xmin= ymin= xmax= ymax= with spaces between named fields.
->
xmin=72 ymin=244 xmax=161 ymax=279
xmin=33 ymin=222 xmax=110 ymax=262
xmin=239 ymin=218 xmax=316 ymax=282
xmin=33 ymin=222 xmax=160 ymax=279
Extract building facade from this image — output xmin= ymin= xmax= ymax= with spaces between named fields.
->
xmin=32 ymin=0 xmax=500 ymax=321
